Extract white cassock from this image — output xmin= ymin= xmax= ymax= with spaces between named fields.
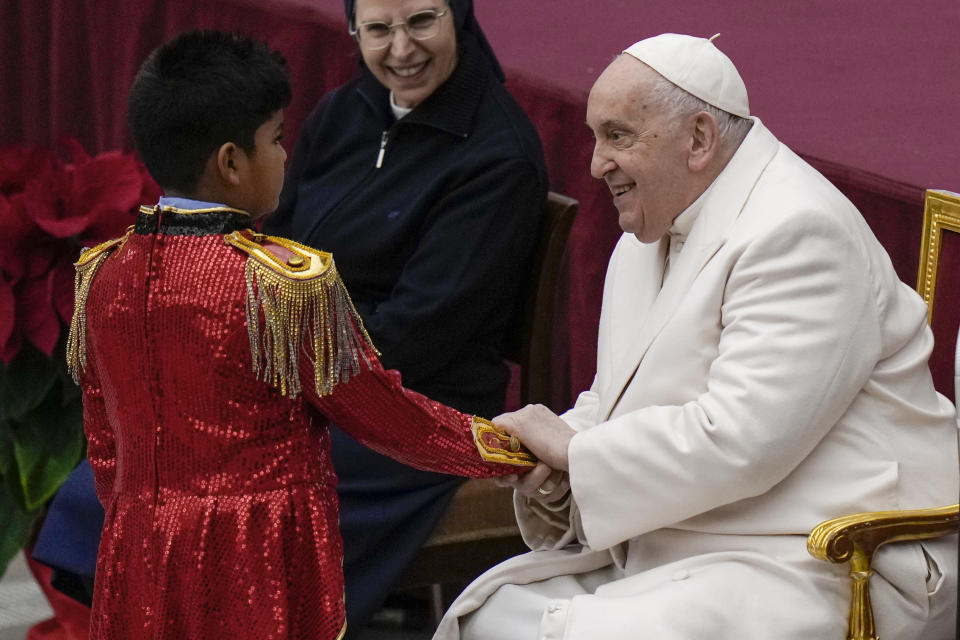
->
xmin=435 ymin=119 xmax=958 ymax=640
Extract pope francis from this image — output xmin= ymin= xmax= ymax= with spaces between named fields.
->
xmin=433 ymin=33 xmax=959 ymax=640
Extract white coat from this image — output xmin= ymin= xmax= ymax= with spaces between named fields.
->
xmin=436 ymin=119 xmax=958 ymax=640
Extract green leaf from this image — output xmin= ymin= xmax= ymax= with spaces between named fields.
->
xmin=0 ymin=482 xmax=42 ymax=580
xmin=0 ymin=345 xmax=58 ymax=420
xmin=0 ymin=429 xmax=27 ymax=511
xmin=0 ymin=335 xmax=85 ymax=577
xmin=0 ymin=423 xmax=13 ymax=475
xmin=12 ymin=386 xmax=84 ymax=511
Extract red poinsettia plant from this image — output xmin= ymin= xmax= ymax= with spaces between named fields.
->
xmin=0 ymin=139 xmax=160 ymax=576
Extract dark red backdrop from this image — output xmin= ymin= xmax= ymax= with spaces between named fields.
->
xmin=3 ymin=0 xmax=958 ymax=406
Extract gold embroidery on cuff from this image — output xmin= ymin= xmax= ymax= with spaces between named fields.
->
xmin=471 ymin=416 xmax=537 ymax=467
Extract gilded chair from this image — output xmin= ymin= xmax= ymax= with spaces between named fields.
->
xmin=807 ymin=189 xmax=960 ymax=640
xmin=397 ymin=192 xmax=579 ymax=620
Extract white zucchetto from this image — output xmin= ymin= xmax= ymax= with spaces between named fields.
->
xmin=622 ymin=33 xmax=750 ymax=118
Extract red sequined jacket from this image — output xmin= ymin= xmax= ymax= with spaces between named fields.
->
xmin=67 ymin=205 xmax=533 ymax=640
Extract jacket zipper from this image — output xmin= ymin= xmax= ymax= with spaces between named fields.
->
xmin=375 ymin=131 xmax=389 ymax=169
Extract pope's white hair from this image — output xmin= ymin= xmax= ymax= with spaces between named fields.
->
xmin=645 ymin=70 xmax=752 ymax=148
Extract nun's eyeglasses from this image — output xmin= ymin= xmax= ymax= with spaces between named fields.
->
xmin=350 ymin=8 xmax=449 ymax=50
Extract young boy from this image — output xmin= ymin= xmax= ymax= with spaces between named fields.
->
xmin=66 ymin=30 xmax=533 ymax=639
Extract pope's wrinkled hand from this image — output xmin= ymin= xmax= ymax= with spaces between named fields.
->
xmin=493 ymin=404 xmax=575 ymax=471
xmin=494 ymin=462 xmax=570 ymax=501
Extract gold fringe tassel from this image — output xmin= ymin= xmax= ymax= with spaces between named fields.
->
xmin=66 ymin=246 xmax=117 ymax=382
xmin=244 ymin=258 xmax=376 ymax=398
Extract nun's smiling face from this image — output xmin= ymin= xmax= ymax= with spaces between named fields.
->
xmin=353 ymin=0 xmax=458 ymax=108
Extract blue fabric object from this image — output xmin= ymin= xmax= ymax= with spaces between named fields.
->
xmin=31 ymin=459 xmax=102 ymax=605
xmin=157 ymin=196 xmax=228 ymax=209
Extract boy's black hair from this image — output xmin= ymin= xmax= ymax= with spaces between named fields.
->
xmin=128 ymin=30 xmax=292 ymax=194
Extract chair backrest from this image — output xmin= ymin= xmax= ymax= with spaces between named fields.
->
xmin=503 ymin=191 xmax=578 ymax=408
xmin=916 ymin=189 xmax=960 ymax=404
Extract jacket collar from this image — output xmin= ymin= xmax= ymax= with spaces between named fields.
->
xmin=134 ymin=202 xmax=252 ymax=236
xmin=601 ymin=118 xmax=782 ymax=419
xmin=355 ymin=33 xmax=491 ymax=138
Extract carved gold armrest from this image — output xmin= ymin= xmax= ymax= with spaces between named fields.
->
xmin=807 ymin=504 xmax=959 ymax=640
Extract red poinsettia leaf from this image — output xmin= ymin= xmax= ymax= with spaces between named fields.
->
xmin=51 ymin=254 xmax=76 ymax=324
xmin=0 ymin=145 xmax=59 ymax=196
xmin=0 ymin=194 xmax=44 ymax=283
xmin=80 ymin=154 xmax=147 ymax=245
xmin=23 ymin=166 xmax=94 ymax=239
xmin=0 ymin=192 xmax=41 ymax=251
xmin=0 ymin=248 xmax=24 ymax=285
xmin=74 ymin=152 xmax=143 ymax=212
xmin=72 ymin=152 xmax=144 ymax=242
xmin=17 ymin=272 xmax=61 ymax=357
xmin=57 ymin=137 xmax=92 ymax=166
xmin=0 ymin=146 xmax=29 ymax=193
xmin=0 ymin=193 xmax=9 ymax=233
xmin=0 ymin=195 xmax=17 ymax=279
xmin=0 ymin=275 xmax=15 ymax=355
xmin=82 ymin=205 xmax=139 ymax=246
xmin=22 ymin=239 xmax=58 ymax=279
xmin=29 ymin=204 xmax=94 ymax=238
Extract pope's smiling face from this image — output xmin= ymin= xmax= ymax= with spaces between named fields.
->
xmin=354 ymin=0 xmax=458 ymax=109
xmin=586 ymin=56 xmax=695 ymax=243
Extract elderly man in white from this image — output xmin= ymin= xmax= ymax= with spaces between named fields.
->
xmin=434 ymin=33 xmax=959 ymax=639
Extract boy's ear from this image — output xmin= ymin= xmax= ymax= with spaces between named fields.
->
xmin=215 ymin=142 xmax=244 ymax=186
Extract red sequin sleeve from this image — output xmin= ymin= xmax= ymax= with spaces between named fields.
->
xmin=80 ymin=372 xmax=117 ymax=505
xmin=302 ymin=336 xmax=532 ymax=479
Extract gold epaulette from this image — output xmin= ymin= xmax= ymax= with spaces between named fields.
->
xmin=471 ymin=417 xmax=537 ymax=467
xmin=66 ymin=228 xmax=134 ymax=381
xmin=224 ymin=230 xmax=377 ymax=398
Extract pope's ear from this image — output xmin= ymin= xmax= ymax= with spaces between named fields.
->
xmin=687 ymin=111 xmax=719 ymax=172
xmin=215 ymin=142 xmax=243 ymax=186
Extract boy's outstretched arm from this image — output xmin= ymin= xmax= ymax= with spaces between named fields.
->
xmin=304 ymin=335 xmax=536 ymax=478
xmin=227 ymin=229 xmax=536 ymax=478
